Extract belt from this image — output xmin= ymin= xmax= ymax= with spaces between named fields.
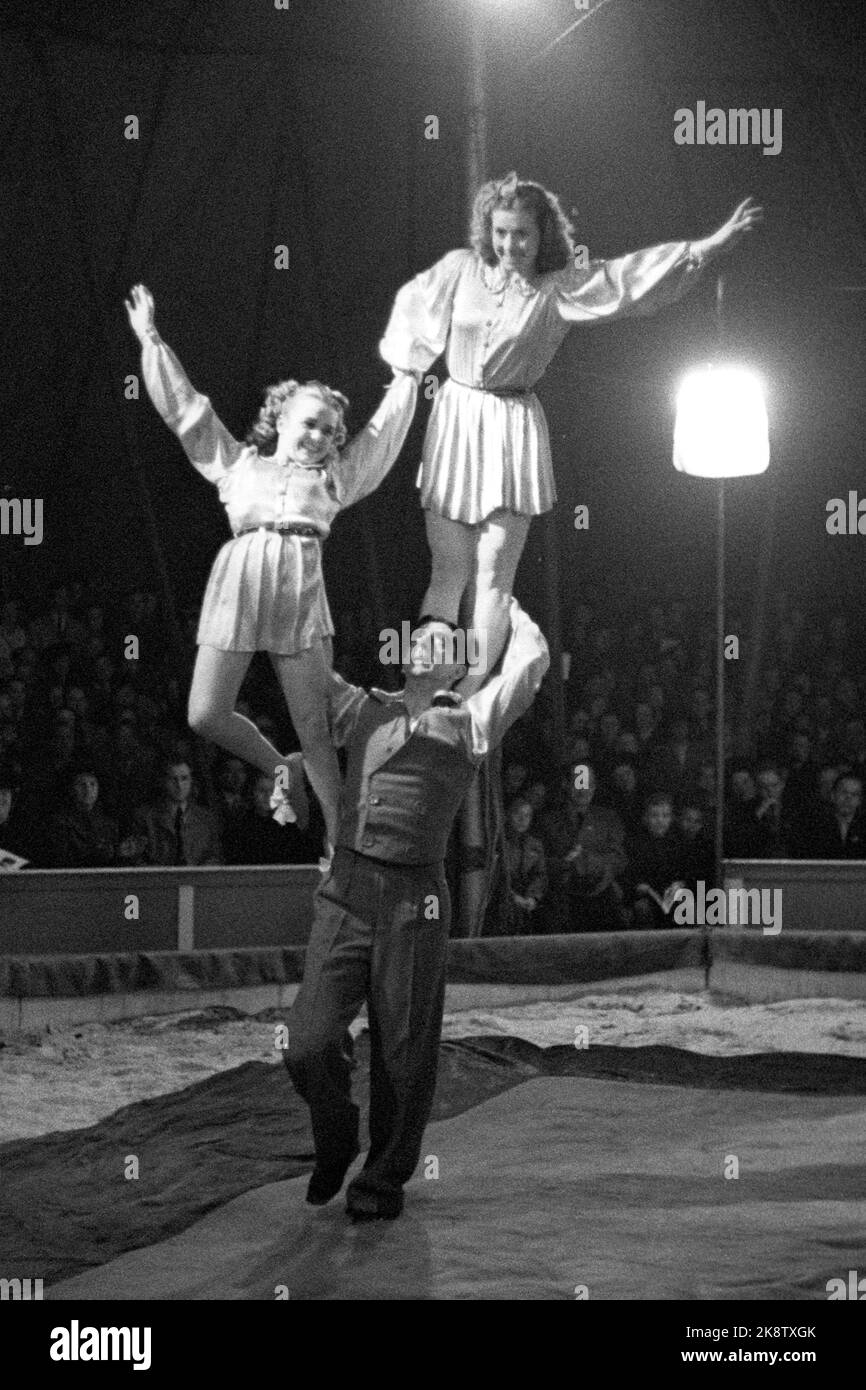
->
xmin=237 ymin=523 xmax=322 ymax=539
xmin=449 ymin=378 xmax=533 ymax=398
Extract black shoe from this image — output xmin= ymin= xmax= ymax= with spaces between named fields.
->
xmin=346 ymin=1189 xmax=404 ymax=1222
xmin=306 ymin=1147 xmax=360 ymax=1206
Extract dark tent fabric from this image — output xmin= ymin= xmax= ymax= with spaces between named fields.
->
xmin=2 ymin=1029 xmax=865 ymax=1287
xmin=4 ymin=0 xmax=866 ymax=614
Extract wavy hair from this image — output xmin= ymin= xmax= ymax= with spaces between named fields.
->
xmin=470 ymin=172 xmax=577 ymax=273
xmin=246 ymin=380 xmax=350 ymax=456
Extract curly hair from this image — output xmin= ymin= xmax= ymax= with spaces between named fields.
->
xmin=245 ymin=380 xmax=350 ymax=456
xmin=470 ymin=171 xmax=577 ymax=273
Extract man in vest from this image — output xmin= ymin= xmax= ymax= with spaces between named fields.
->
xmin=284 ymin=599 xmax=549 ymax=1220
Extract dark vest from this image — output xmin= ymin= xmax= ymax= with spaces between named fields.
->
xmin=336 ymin=694 xmax=477 ymax=866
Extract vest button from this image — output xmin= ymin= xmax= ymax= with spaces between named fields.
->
xmin=369 ymin=795 xmax=380 ymax=805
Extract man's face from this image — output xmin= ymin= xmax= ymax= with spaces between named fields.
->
xmin=165 ymin=764 xmax=192 ymax=804
xmin=680 ymin=806 xmax=703 ymax=838
xmin=732 ymin=769 xmax=756 ymax=801
xmin=509 ymin=801 xmax=533 ymax=835
xmin=219 ymin=758 xmax=246 ymax=794
xmin=403 ymin=621 xmax=466 ymax=687
xmin=833 ymin=778 xmax=862 ymax=819
xmin=757 ymin=770 xmax=783 ymax=803
xmin=73 ymin=774 xmax=99 ymax=812
xmin=645 ymin=801 xmax=673 ymax=836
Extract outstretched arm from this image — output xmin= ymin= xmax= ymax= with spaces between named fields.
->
xmin=326 ymin=669 xmax=368 ymax=748
xmin=556 ymin=197 xmax=763 ymax=324
xmin=333 ymin=370 xmax=419 ymax=510
xmin=125 ymin=283 xmax=244 ymax=484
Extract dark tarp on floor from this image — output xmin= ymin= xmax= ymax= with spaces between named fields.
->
xmin=2 ymin=1032 xmax=866 ymax=1287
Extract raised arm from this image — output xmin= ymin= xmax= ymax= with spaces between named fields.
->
xmin=379 ymin=247 xmax=469 ymax=374
xmin=125 ymin=283 xmax=244 ymax=484
xmin=333 ymin=371 xmax=419 ymax=510
xmin=467 ymin=601 xmax=550 ymax=760
xmin=555 ymin=197 xmax=762 ymax=325
xmin=326 ymin=669 xmax=368 ymax=748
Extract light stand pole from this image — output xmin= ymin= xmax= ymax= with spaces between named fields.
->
xmin=673 ymin=297 xmax=771 ymax=914
xmin=713 ymin=274 xmax=726 ymax=894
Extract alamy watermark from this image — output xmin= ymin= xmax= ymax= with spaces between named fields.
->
xmin=674 ymin=102 xmax=782 ymax=156
xmin=379 ymin=622 xmax=487 ymax=672
xmin=669 ymin=879 xmax=782 ymax=934
xmin=0 ymin=497 xmax=43 ymax=545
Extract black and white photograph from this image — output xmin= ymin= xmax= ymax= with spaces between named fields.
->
xmin=1 ymin=0 xmax=865 ymax=1346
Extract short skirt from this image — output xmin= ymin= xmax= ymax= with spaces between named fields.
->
xmin=417 ymin=378 xmax=557 ymax=524
xmin=196 ymin=529 xmax=334 ymax=655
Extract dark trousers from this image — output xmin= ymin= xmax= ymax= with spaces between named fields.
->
xmin=285 ymin=847 xmax=451 ymax=1204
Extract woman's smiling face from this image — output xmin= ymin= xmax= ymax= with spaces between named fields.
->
xmin=277 ymin=392 xmax=340 ymax=465
xmin=491 ymin=206 xmax=540 ymax=275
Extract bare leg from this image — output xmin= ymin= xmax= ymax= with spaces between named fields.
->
xmin=420 ymin=510 xmax=477 ymax=624
xmin=271 ymin=638 xmax=341 ymax=849
xmin=188 ymin=645 xmax=287 ymax=773
xmin=457 ymin=509 xmax=531 ymax=698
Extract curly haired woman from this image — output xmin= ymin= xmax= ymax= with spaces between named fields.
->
xmin=381 ymin=173 xmax=762 ymax=694
xmin=126 ymin=284 xmax=418 ymax=851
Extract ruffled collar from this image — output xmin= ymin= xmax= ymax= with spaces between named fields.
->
xmin=480 ymin=259 xmax=539 ymax=300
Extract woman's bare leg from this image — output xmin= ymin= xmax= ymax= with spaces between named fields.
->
xmin=456 ymin=509 xmax=531 ymax=698
xmin=420 ymin=510 xmax=477 ymax=624
xmin=271 ymin=638 xmax=341 ymax=850
xmin=188 ymin=646 xmax=284 ymax=772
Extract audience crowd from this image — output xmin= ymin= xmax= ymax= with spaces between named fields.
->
xmin=1 ymin=582 xmax=865 ymax=934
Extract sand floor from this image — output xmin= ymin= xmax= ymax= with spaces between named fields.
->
xmin=2 ymin=990 xmax=866 ymax=1144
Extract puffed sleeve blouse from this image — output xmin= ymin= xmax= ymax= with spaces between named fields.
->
xmin=141 ymin=330 xmax=418 ymax=538
xmin=380 ymin=241 xmax=705 ymax=392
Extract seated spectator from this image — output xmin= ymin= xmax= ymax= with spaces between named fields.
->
xmin=625 ymin=793 xmax=687 ymax=928
xmin=0 ymin=600 xmax=28 ymax=656
xmin=608 ymin=759 xmax=642 ymax=834
xmin=644 ymin=717 xmax=708 ymax=806
xmin=0 ymin=762 xmax=30 ymax=869
xmin=678 ymin=801 xmax=715 ymax=892
xmin=225 ymin=771 xmax=314 ymax=865
xmin=490 ymin=797 xmax=548 ymax=935
xmin=503 ymin=761 xmax=529 ymax=798
xmin=741 ymin=761 xmax=794 ymax=857
xmin=29 ymin=586 xmax=84 ymax=650
xmin=805 ymin=773 xmax=866 ymax=859
xmin=632 ymin=701 xmax=659 ymax=761
xmin=725 ymin=764 xmax=758 ymax=857
xmin=100 ymin=712 xmax=158 ymax=822
xmin=215 ymin=755 xmax=250 ymax=832
xmin=524 ymin=777 xmax=550 ymax=818
xmin=839 ymin=719 xmax=866 ymax=778
xmin=44 ymin=767 xmax=121 ymax=868
xmin=694 ymin=759 xmax=717 ymax=819
xmin=132 ymin=756 xmax=221 ymax=866
xmin=541 ymin=764 xmax=627 ymax=933
xmin=783 ymin=731 xmax=820 ymax=821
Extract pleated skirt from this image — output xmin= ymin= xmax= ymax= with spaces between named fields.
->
xmin=196 ymin=529 xmax=334 ymax=654
xmin=417 ymin=379 xmax=557 ymax=524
